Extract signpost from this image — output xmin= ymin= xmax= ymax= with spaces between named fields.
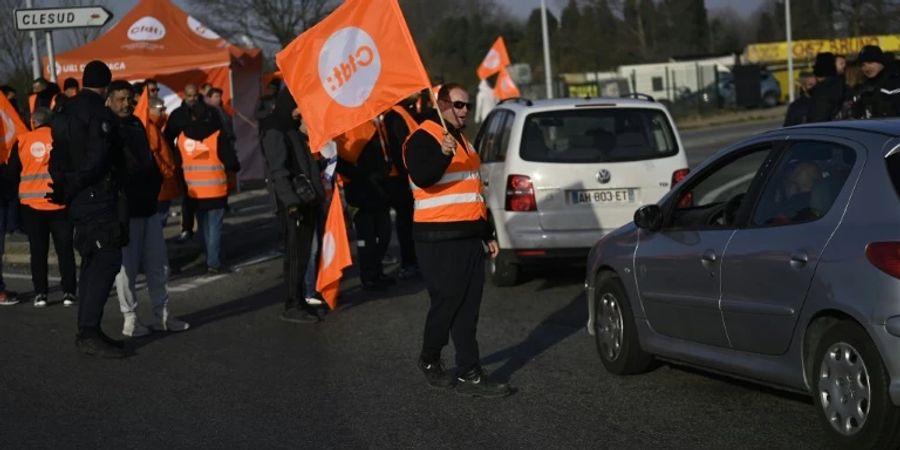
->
xmin=14 ymin=6 xmax=113 ymax=83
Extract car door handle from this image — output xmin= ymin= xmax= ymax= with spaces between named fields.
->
xmin=701 ymin=250 xmax=717 ymax=266
xmin=790 ymin=251 xmax=809 ymax=268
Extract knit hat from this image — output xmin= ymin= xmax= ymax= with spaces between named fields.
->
xmin=858 ymin=45 xmax=885 ymax=65
xmin=63 ymin=77 xmax=78 ymax=90
xmin=813 ymin=52 xmax=837 ymax=77
xmin=82 ymin=60 xmax=111 ymax=88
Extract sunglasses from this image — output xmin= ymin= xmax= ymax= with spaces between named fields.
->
xmin=452 ymin=101 xmax=471 ymax=110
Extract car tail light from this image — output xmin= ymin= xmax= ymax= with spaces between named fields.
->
xmin=506 ymin=175 xmax=536 ymax=212
xmin=866 ymin=242 xmax=900 ymax=278
xmin=671 ymin=168 xmax=689 ymax=189
xmin=516 ymin=250 xmax=546 ymax=257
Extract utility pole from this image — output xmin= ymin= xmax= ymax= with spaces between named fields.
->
xmin=785 ymin=0 xmax=794 ymax=103
xmin=26 ymin=0 xmax=40 ymax=79
xmin=540 ymin=0 xmax=553 ymax=99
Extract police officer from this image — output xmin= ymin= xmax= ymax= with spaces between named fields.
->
xmin=403 ymin=83 xmax=511 ymax=398
xmin=853 ymin=45 xmax=900 ymax=119
xmin=48 ymin=60 xmax=129 ymax=358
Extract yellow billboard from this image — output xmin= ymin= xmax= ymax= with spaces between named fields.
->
xmin=746 ymin=35 xmax=900 ymax=63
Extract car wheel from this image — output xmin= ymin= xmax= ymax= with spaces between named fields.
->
xmin=763 ymin=92 xmax=779 ymax=107
xmin=811 ymin=321 xmax=900 ymax=448
xmin=593 ymin=273 xmax=652 ymax=375
xmin=489 ymin=249 xmax=519 ymax=287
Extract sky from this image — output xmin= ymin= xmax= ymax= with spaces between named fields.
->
xmin=497 ymin=0 xmax=759 ymax=19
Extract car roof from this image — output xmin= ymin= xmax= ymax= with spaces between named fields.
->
xmin=494 ymin=97 xmax=667 ymax=113
xmin=779 ymin=119 xmax=900 ymax=137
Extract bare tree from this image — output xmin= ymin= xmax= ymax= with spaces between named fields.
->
xmin=187 ymin=0 xmax=337 ymax=48
xmin=58 ymin=0 xmax=112 ymax=49
xmin=0 ymin=0 xmax=33 ymax=84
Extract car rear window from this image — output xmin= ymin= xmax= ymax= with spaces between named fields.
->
xmin=519 ymin=108 xmax=679 ymax=163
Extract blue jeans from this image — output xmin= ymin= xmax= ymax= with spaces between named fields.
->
xmin=157 ymin=201 xmax=171 ymax=228
xmin=197 ymin=208 xmax=224 ymax=270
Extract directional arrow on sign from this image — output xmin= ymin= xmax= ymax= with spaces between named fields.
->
xmin=15 ymin=6 xmax=113 ymax=31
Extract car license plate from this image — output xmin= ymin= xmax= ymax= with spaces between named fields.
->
xmin=567 ymin=189 xmax=634 ymax=205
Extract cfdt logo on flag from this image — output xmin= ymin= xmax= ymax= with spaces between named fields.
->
xmin=482 ymin=50 xmax=501 ymax=71
xmin=0 ymin=110 xmax=15 ymax=146
xmin=318 ymin=27 xmax=382 ymax=108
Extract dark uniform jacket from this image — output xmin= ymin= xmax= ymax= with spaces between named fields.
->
xmin=783 ymin=95 xmax=813 ymax=127
xmin=853 ymin=70 xmax=900 ymax=119
xmin=114 ymin=114 xmax=162 ymax=218
xmin=807 ymin=76 xmax=849 ymax=123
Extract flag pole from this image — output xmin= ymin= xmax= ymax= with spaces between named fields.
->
xmin=429 ymin=88 xmax=449 ymax=132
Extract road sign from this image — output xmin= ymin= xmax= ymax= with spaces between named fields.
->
xmin=14 ymin=6 xmax=113 ymax=31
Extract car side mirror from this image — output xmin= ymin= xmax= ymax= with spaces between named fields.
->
xmin=634 ymin=205 xmax=663 ymax=231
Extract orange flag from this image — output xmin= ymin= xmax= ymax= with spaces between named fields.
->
xmin=333 ymin=120 xmax=376 ymax=164
xmin=476 ymin=36 xmax=511 ymax=80
xmin=317 ymin=189 xmax=352 ymax=310
xmin=494 ymin=67 xmax=521 ymax=100
xmin=0 ymin=94 xmax=28 ymax=164
xmin=276 ymin=0 xmax=431 ymax=153
xmin=134 ymin=85 xmax=150 ymax=128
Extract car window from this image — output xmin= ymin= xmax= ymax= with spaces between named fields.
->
xmin=519 ymin=108 xmax=678 ymax=163
xmin=495 ymin=111 xmax=514 ymax=162
xmin=475 ymin=111 xmax=505 ymax=163
xmin=751 ymin=141 xmax=856 ymax=226
xmin=670 ymin=146 xmax=773 ymax=229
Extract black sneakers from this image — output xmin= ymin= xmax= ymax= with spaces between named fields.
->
xmin=280 ymin=306 xmax=320 ymax=324
xmin=455 ymin=368 xmax=513 ymax=398
xmin=76 ymin=332 xmax=127 ymax=359
xmin=418 ymin=358 xmax=455 ymax=389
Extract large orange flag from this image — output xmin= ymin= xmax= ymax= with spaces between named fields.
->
xmin=276 ymin=0 xmax=431 ymax=152
xmin=494 ymin=67 xmax=521 ymax=100
xmin=0 ymin=95 xmax=28 ymax=164
xmin=333 ymin=120 xmax=376 ymax=164
xmin=134 ymin=86 xmax=150 ymax=128
xmin=476 ymin=36 xmax=511 ymax=80
xmin=317 ymin=189 xmax=352 ymax=310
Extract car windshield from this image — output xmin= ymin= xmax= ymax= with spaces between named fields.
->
xmin=519 ymin=108 xmax=679 ymax=163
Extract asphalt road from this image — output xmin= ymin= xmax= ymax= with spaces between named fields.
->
xmin=680 ymin=118 xmax=783 ymax=167
xmin=0 ymin=118 xmax=835 ymax=449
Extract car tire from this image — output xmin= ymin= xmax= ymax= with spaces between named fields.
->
xmin=593 ymin=273 xmax=652 ymax=375
xmin=490 ymin=249 xmax=519 ymax=287
xmin=811 ymin=321 xmax=900 ymax=449
xmin=763 ymin=92 xmax=779 ymax=108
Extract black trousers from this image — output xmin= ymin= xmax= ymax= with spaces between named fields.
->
xmin=21 ymin=206 xmax=77 ymax=295
xmin=417 ymin=237 xmax=485 ymax=374
xmin=75 ymin=221 xmax=124 ymax=330
xmin=353 ymin=208 xmax=392 ymax=283
xmin=181 ymin=196 xmax=196 ymax=234
xmin=281 ymin=206 xmax=317 ymax=309
xmin=386 ymin=176 xmax=416 ymax=268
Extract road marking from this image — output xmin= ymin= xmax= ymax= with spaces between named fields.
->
xmin=168 ymin=274 xmax=228 ymax=293
xmin=231 ymin=250 xmax=282 ymax=272
xmin=4 ymin=272 xmax=61 ymax=282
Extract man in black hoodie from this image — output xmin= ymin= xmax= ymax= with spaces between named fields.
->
xmin=403 ymin=83 xmax=511 ymax=398
xmin=807 ymin=52 xmax=849 ymax=123
xmin=260 ymin=90 xmax=324 ymax=323
xmin=853 ymin=45 xmax=900 ymax=119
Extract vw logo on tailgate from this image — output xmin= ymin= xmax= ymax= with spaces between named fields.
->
xmin=596 ymin=169 xmax=611 ymax=184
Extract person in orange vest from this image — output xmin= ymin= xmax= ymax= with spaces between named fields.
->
xmin=380 ymin=96 xmax=421 ymax=280
xmin=175 ymin=101 xmax=240 ymax=274
xmin=164 ymin=84 xmax=201 ymax=244
xmin=403 ymin=83 xmax=511 ymax=398
xmin=29 ymin=78 xmax=59 ymax=119
xmin=4 ymin=107 xmax=77 ymax=308
xmin=148 ymin=97 xmax=181 ymax=227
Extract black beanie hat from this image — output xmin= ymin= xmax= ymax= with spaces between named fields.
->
xmin=63 ymin=77 xmax=78 ymax=90
xmin=82 ymin=60 xmax=111 ymax=88
xmin=813 ymin=52 xmax=837 ymax=77
xmin=858 ymin=45 xmax=885 ymax=65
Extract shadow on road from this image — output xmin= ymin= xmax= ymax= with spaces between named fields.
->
xmin=480 ymin=291 xmax=587 ymax=383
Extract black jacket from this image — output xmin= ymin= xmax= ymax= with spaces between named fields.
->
xmin=383 ymin=105 xmax=418 ymax=178
xmin=807 ymin=76 xmax=849 ymax=123
xmin=853 ymin=70 xmax=900 ymax=119
xmin=404 ymin=118 xmax=493 ymax=242
xmin=261 ymin=128 xmax=324 ymax=211
xmin=49 ymin=89 xmax=125 ymax=223
xmin=783 ymin=95 xmax=813 ymax=127
xmin=115 ymin=114 xmax=162 ymax=218
xmin=336 ymin=137 xmax=391 ymax=211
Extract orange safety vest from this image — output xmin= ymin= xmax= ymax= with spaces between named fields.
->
xmin=177 ymin=131 xmax=228 ymax=199
xmin=17 ymin=127 xmax=63 ymax=211
xmin=402 ymin=121 xmax=486 ymax=223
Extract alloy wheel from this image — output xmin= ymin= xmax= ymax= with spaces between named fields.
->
xmin=597 ymin=292 xmax=624 ymax=361
xmin=817 ymin=342 xmax=871 ymax=436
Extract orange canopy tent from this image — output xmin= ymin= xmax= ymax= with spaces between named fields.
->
xmin=47 ymin=0 xmax=265 ymax=181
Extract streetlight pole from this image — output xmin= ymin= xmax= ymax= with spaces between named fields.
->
xmin=540 ymin=0 xmax=553 ymax=99
xmin=785 ymin=0 xmax=794 ymax=103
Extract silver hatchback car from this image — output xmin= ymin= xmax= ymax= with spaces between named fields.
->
xmin=585 ymin=120 xmax=900 ymax=447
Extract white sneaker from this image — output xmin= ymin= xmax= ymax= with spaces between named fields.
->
xmin=33 ymin=294 xmax=48 ymax=308
xmin=305 ymin=297 xmax=324 ymax=306
xmin=150 ymin=317 xmax=190 ymax=332
xmin=123 ymin=314 xmax=150 ymax=337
